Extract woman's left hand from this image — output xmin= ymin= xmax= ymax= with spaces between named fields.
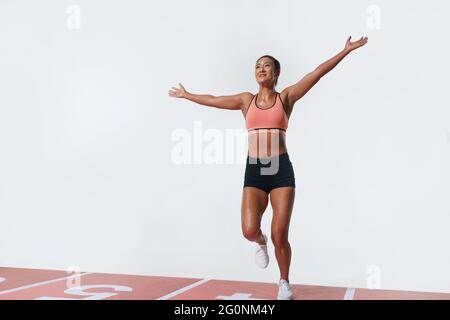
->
xmin=345 ymin=36 xmax=368 ymax=52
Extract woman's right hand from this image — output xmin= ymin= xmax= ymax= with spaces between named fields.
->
xmin=168 ymin=83 xmax=187 ymax=98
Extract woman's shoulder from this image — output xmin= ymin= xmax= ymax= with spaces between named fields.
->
xmin=240 ymin=91 xmax=255 ymax=99
xmin=240 ymin=91 xmax=255 ymax=106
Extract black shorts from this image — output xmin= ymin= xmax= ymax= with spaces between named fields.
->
xmin=243 ymin=152 xmax=296 ymax=194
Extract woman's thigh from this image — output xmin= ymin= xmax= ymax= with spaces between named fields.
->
xmin=270 ymin=187 xmax=295 ymax=238
xmin=241 ymin=186 xmax=269 ymax=233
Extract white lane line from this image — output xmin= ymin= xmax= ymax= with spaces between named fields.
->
xmin=0 ymin=272 xmax=93 ymax=295
xmin=156 ymin=278 xmax=211 ymax=300
xmin=344 ymin=287 xmax=356 ymax=300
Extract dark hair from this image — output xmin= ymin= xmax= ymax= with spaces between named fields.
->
xmin=257 ymin=55 xmax=281 ymax=86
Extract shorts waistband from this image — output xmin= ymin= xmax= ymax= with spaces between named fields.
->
xmin=247 ymin=152 xmax=290 ymax=164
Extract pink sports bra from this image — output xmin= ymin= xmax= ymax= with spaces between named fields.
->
xmin=245 ymin=92 xmax=289 ymax=131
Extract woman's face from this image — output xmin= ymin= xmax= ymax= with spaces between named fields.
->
xmin=255 ymin=58 xmax=277 ymax=85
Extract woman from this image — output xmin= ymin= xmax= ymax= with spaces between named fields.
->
xmin=169 ymin=36 xmax=368 ymax=300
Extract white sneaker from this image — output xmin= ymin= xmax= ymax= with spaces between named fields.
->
xmin=277 ymin=279 xmax=294 ymax=300
xmin=254 ymin=233 xmax=269 ymax=269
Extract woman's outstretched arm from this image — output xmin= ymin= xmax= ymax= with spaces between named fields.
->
xmin=284 ymin=35 xmax=368 ymax=106
xmin=169 ymin=83 xmax=247 ymax=110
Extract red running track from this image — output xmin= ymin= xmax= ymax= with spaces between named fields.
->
xmin=0 ymin=267 xmax=449 ymax=300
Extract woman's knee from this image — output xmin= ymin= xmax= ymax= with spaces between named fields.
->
xmin=271 ymin=229 xmax=289 ymax=247
xmin=242 ymin=226 xmax=260 ymax=241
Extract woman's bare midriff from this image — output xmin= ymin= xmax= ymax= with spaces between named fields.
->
xmin=247 ymin=129 xmax=287 ymax=158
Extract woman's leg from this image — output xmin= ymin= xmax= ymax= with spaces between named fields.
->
xmin=269 ymin=187 xmax=295 ymax=282
xmin=241 ymin=186 xmax=269 ymax=245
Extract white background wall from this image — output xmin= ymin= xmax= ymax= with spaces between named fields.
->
xmin=1 ymin=0 xmax=450 ymax=293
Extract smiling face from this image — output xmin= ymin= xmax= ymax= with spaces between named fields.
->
xmin=255 ymin=57 xmax=280 ymax=87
